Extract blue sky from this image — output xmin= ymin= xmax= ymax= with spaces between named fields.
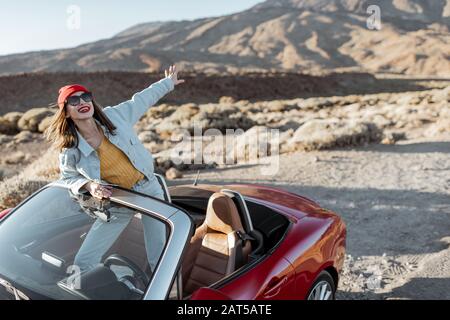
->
xmin=0 ymin=0 xmax=264 ymax=56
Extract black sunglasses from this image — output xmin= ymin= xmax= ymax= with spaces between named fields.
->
xmin=66 ymin=92 xmax=93 ymax=106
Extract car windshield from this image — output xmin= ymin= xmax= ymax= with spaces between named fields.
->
xmin=0 ymin=186 xmax=168 ymax=300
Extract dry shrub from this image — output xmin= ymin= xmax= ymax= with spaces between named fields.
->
xmin=0 ymin=148 xmax=59 ymax=210
xmin=0 ymin=179 xmax=49 ymax=209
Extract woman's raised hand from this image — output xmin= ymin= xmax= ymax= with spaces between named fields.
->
xmin=84 ymin=181 xmax=113 ymax=199
xmin=165 ymin=64 xmax=185 ymax=86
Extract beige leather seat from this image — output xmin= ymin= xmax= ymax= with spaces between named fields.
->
xmin=182 ymin=192 xmax=252 ymax=296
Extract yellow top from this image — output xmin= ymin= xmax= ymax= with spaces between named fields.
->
xmin=96 ymin=134 xmax=144 ymax=189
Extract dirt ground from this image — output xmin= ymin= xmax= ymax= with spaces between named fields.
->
xmin=169 ymin=136 xmax=450 ymax=299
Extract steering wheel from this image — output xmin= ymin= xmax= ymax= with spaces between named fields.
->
xmin=103 ymin=254 xmax=150 ymax=287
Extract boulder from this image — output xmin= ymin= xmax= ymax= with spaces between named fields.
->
xmin=2 ymin=112 xmax=24 ymax=131
xmin=18 ymin=108 xmax=54 ymax=132
xmin=381 ymin=132 xmax=406 ymax=144
xmin=286 ymin=119 xmax=382 ymax=151
xmin=165 ymin=167 xmax=183 ymax=180
xmin=425 ymin=118 xmax=450 ymax=137
xmin=143 ymin=140 xmax=172 ymax=154
xmin=219 ymin=96 xmax=236 ymax=104
xmin=0 ymin=117 xmax=17 ymax=135
xmin=223 ymin=126 xmax=277 ymax=162
xmin=167 ymin=103 xmax=199 ymax=122
xmin=14 ymin=130 xmax=34 ymax=143
xmin=0 ymin=134 xmax=13 ymax=145
xmin=138 ymin=130 xmax=159 ymax=143
xmin=38 ymin=116 xmax=54 ymax=133
xmin=146 ymin=103 xmax=175 ymax=119
xmin=4 ymin=152 xmax=26 ymax=165
xmin=155 ymin=102 xmax=256 ymax=137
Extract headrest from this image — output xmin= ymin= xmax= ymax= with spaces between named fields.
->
xmin=205 ymin=192 xmax=245 ymax=235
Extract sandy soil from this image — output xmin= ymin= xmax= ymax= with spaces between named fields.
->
xmin=169 ymin=136 xmax=450 ymax=299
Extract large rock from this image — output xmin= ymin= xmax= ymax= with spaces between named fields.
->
xmin=18 ymin=108 xmax=54 ymax=132
xmin=38 ymin=116 xmax=54 ymax=133
xmin=286 ymin=119 xmax=382 ymax=151
xmin=154 ymin=140 xmax=217 ymax=171
xmin=167 ymin=103 xmax=199 ymax=122
xmin=425 ymin=118 xmax=450 ymax=137
xmin=14 ymin=130 xmax=34 ymax=143
xmin=219 ymin=96 xmax=236 ymax=104
xmin=0 ymin=117 xmax=17 ymax=135
xmin=165 ymin=167 xmax=183 ymax=180
xmin=143 ymin=140 xmax=172 ymax=154
xmin=145 ymin=103 xmax=175 ymax=119
xmin=190 ymin=109 xmax=255 ymax=132
xmin=154 ymin=103 xmax=256 ymax=137
xmin=2 ymin=112 xmax=24 ymax=133
xmin=3 ymin=152 xmax=26 ymax=165
xmin=0 ymin=134 xmax=13 ymax=145
xmin=138 ymin=130 xmax=159 ymax=143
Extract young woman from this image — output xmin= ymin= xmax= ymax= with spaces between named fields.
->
xmin=45 ymin=65 xmax=185 ymax=273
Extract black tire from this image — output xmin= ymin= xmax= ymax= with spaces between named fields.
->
xmin=306 ymin=270 xmax=336 ymax=300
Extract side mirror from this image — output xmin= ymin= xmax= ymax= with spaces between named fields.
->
xmin=190 ymin=287 xmax=232 ymax=300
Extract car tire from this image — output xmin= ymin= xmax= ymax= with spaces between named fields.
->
xmin=306 ymin=270 xmax=336 ymax=300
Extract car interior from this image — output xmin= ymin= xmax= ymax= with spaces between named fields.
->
xmin=168 ymin=186 xmax=291 ymax=298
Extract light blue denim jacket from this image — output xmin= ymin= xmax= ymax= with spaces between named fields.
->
xmin=58 ymin=77 xmax=175 ymax=195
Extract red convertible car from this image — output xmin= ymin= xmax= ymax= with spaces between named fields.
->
xmin=0 ymin=176 xmax=346 ymax=300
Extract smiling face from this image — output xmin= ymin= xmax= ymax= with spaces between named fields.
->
xmin=65 ymin=91 xmax=94 ymax=120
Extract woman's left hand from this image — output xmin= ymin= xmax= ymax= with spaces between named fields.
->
xmin=165 ymin=64 xmax=185 ymax=86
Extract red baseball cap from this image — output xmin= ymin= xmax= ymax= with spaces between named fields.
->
xmin=57 ymin=84 xmax=90 ymax=109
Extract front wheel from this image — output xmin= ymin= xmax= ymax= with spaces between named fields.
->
xmin=306 ymin=271 xmax=336 ymax=300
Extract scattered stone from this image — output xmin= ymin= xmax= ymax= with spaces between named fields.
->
xmin=381 ymin=132 xmax=406 ymax=144
xmin=167 ymin=103 xmax=199 ymax=122
xmin=425 ymin=118 xmax=450 ymax=137
xmin=14 ymin=130 xmax=34 ymax=143
xmin=138 ymin=130 xmax=159 ymax=143
xmin=219 ymin=96 xmax=236 ymax=104
xmin=0 ymin=134 xmax=13 ymax=145
xmin=146 ymin=103 xmax=175 ymax=119
xmin=4 ymin=152 xmax=26 ymax=165
xmin=165 ymin=167 xmax=183 ymax=180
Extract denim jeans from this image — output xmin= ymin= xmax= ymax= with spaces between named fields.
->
xmin=73 ymin=175 xmax=166 ymax=273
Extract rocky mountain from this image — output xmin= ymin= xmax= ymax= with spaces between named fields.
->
xmin=0 ymin=0 xmax=448 ymax=76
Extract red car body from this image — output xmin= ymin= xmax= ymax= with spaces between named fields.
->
xmin=0 ymin=208 xmax=12 ymax=220
xmin=170 ymin=183 xmax=347 ymax=300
